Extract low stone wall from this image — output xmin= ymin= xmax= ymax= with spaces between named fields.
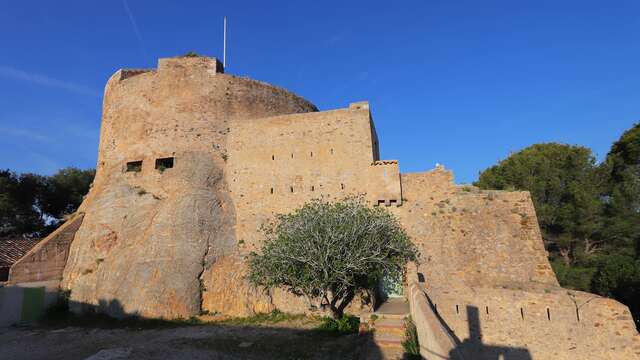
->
xmin=424 ymin=284 xmax=640 ymax=359
xmin=8 ymin=214 xmax=83 ymax=284
xmin=408 ymin=280 xmax=464 ymax=360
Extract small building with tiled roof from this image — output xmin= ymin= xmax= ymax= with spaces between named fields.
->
xmin=0 ymin=238 xmax=41 ymax=281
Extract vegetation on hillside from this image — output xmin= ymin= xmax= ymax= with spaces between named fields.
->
xmin=476 ymin=122 xmax=640 ymax=327
xmin=248 ymin=197 xmax=418 ymax=319
xmin=0 ymin=167 xmax=95 ymax=238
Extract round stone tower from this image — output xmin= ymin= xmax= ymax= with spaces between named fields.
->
xmin=62 ymin=56 xmax=316 ymax=318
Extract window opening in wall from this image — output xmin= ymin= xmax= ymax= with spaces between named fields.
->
xmin=272 ymin=155 xmax=275 ymax=160
xmin=155 ymin=157 xmax=174 ymax=172
xmin=546 ymin=308 xmax=551 ymax=321
xmin=341 ymin=183 xmax=345 ymax=190
xmin=270 ymin=188 xmax=274 ymax=194
xmin=290 ymin=186 xmax=294 ymax=193
xmin=310 ymin=151 xmax=313 ymax=157
xmin=291 ymin=153 xmax=294 ymax=159
xmin=455 ymin=305 xmax=459 ymax=314
xmin=330 ymin=148 xmax=334 ymax=155
xmin=126 ymin=160 xmax=143 ymax=172
xmin=311 ymin=185 xmax=315 ymax=191
xmin=576 ymin=308 xmax=580 ymax=322
xmin=520 ymin=308 xmax=525 ymax=320
xmin=485 ymin=306 xmax=489 ymax=315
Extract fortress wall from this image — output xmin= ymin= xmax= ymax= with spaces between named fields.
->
xmin=62 ymin=56 xmax=318 ymax=319
xmin=227 ymin=106 xmax=377 ymax=253
xmin=423 ymin=285 xmax=640 ymax=359
xmin=200 ymin=105 xmax=393 ymax=316
xmin=396 ymin=167 xmax=557 ymax=288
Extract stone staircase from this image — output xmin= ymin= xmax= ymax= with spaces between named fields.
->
xmin=361 ymin=298 xmax=410 ymax=359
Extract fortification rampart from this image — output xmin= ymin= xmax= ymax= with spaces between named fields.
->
xmin=37 ymin=56 xmax=637 ymax=357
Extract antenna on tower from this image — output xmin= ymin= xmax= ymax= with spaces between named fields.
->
xmin=223 ymin=16 xmax=227 ymax=69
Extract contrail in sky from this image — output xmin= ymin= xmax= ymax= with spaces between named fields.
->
xmin=0 ymin=65 xmax=99 ymax=96
xmin=122 ymin=0 xmax=149 ymax=61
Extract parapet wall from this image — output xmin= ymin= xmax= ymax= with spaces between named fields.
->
xmin=422 ymin=284 xmax=640 ymax=359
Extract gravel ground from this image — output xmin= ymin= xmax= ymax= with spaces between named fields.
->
xmin=0 ymin=322 xmax=367 ymax=360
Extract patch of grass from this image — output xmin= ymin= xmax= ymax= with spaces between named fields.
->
xmin=220 ymin=309 xmax=306 ymax=326
xmin=402 ymin=317 xmax=420 ymax=359
xmin=316 ymin=315 xmax=359 ymax=334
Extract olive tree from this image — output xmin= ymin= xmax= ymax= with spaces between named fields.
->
xmin=247 ymin=197 xmax=418 ymax=319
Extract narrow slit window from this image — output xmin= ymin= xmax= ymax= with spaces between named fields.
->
xmin=291 ymin=153 xmax=294 ymax=159
xmin=155 ymin=157 xmax=174 ymax=172
xmin=341 ymin=183 xmax=345 ymax=190
xmin=330 ymin=148 xmax=334 ymax=155
xmin=311 ymin=185 xmax=315 ymax=191
xmin=455 ymin=305 xmax=459 ymax=314
xmin=272 ymin=155 xmax=275 ymax=160
xmin=126 ymin=160 xmax=143 ymax=172
xmin=546 ymin=308 xmax=551 ymax=321
xmin=290 ymin=186 xmax=294 ymax=193
xmin=485 ymin=306 xmax=489 ymax=315
xmin=520 ymin=308 xmax=525 ymax=320
xmin=310 ymin=151 xmax=313 ymax=157
xmin=270 ymin=188 xmax=274 ymax=194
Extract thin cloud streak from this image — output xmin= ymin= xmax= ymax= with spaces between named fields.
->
xmin=0 ymin=65 xmax=99 ymax=96
xmin=0 ymin=127 xmax=53 ymax=142
xmin=122 ymin=0 xmax=149 ymax=61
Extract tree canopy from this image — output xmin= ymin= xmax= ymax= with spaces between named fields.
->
xmin=248 ymin=197 xmax=418 ymax=319
xmin=0 ymin=167 xmax=94 ymax=238
xmin=475 ymin=143 xmax=602 ymax=263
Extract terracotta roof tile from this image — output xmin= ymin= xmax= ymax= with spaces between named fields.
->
xmin=0 ymin=238 xmax=41 ymax=267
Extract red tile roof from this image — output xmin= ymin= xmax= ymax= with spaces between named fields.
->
xmin=0 ymin=238 xmax=41 ymax=268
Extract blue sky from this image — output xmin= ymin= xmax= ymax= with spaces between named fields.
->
xmin=0 ymin=1 xmax=638 ymax=183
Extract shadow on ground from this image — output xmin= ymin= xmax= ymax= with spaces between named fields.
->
xmin=0 ymin=298 xmax=384 ymax=360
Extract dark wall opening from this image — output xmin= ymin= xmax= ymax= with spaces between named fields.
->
xmin=155 ymin=157 xmax=174 ymax=171
xmin=126 ymin=161 xmax=143 ymax=172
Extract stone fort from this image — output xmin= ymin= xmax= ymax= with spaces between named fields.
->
xmin=5 ymin=56 xmax=639 ymax=359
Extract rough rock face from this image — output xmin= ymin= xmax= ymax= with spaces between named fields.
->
xmin=61 ymin=56 xmax=316 ymax=318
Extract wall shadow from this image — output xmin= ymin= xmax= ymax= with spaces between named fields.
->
xmin=2 ymin=295 xmax=384 ymax=360
xmin=448 ymin=305 xmax=532 ymax=360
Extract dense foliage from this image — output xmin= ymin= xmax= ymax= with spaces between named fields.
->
xmin=476 ymin=123 xmax=640 ymax=327
xmin=0 ymin=167 xmax=94 ymax=238
xmin=248 ymin=197 xmax=418 ymax=319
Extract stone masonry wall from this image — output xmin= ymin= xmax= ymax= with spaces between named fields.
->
xmin=62 ymin=56 xmax=317 ymax=319
xmin=397 ymin=167 xmax=639 ymax=358
xmin=9 ymin=214 xmax=84 ymax=284
xmin=201 ymin=103 xmax=396 ymax=315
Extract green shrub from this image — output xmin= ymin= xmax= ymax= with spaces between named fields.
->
xmin=402 ymin=317 xmax=420 ymax=359
xmin=317 ymin=315 xmax=360 ymax=334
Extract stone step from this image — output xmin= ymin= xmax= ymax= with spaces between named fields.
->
xmin=374 ymin=318 xmax=405 ymax=329
xmin=373 ymin=312 xmax=407 ymax=320
xmin=373 ymin=333 xmax=404 ymax=349
xmin=374 ymin=326 xmax=405 ymax=337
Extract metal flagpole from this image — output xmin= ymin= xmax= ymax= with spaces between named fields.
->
xmin=223 ymin=16 xmax=227 ymax=69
